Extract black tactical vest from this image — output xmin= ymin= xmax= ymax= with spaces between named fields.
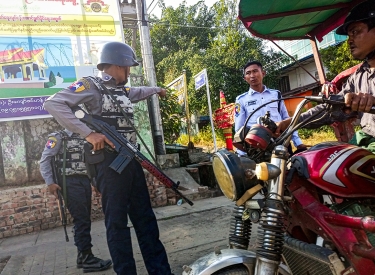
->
xmin=87 ymin=77 xmax=137 ymax=145
xmin=55 ymin=131 xmax=87 ymax=176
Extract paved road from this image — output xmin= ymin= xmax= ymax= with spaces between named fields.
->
xmin=0 ymin=196 xmax=247 ymax=275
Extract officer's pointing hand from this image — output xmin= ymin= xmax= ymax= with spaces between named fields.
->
xmin=85 ymin=132 xmax=115 ymax=151
xmin=48 ymin=183 xmax=61 ymax=199
xmin=158 ymin=88 xmax=167 ymax=98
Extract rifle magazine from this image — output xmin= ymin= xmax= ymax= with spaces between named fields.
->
xmin=109 ymin=153 xmax=133 ymax=173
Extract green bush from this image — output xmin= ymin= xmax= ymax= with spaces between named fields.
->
xmin=177 ymin=134 xmax=190 ymax=145
xmin=177 ymin=125 xmax=226 ymax=147
xmin=298 ymin=125 xmax=335 ymax=139
xmin=159 ymin=87 xmax=185 ymax=144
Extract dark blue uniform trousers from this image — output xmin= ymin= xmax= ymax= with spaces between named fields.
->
xmin=96 ymin=151 xmax=172 ymax=275
xmin=66 ymin=176 xmax=93 ymax=252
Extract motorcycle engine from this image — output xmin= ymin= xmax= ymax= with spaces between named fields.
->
xmin=331 ymin=200 xmax=375 ymax=246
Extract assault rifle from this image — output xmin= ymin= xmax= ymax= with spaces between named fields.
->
xmin=51 ymin=159 xmax=69 ymax=242
xmin=56 ymin=190 xmax=69 ymax=242
xmin=74 ymin=109 xmax=194 ymax=206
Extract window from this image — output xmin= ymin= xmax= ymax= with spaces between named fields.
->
xmin=279 ymin=76 xmax=291 ymax=94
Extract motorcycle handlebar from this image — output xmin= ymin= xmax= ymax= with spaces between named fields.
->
xmin=304 ymin=95 xmax=375 ymax=114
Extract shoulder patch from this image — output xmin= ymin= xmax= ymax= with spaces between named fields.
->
xmin=235 ymin=103 xmax=241 ymax=117
xmin=68 ymin=78 xmax=90 ymax=92
xmin=46 ymin=136 xmax=57 ymax=149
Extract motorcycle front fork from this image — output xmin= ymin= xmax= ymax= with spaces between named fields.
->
xmin=228 ymin=146 xmax=288 ymax=274
xmin=255 ymin=145 xmax=288 ymax=275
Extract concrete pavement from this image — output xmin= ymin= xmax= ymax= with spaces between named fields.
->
xmin=0 ymin=196 xmax=232 ymax=275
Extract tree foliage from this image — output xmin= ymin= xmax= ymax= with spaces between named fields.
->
xmin=320 ymin=41 xmax=361 ymax=81
xmin=159 ymin=90 xmax=184 ymax=144
xmin=150 ymin=0 xmax=288 ymax=115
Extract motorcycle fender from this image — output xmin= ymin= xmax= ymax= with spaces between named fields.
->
xmin=182 ymin=248 xmax=256 ymax=275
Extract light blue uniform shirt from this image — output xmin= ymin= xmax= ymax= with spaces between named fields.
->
xmin=234 ymin=86 xmax=303 ymax=149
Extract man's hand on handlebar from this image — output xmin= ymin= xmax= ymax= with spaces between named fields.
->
xmin=345 ymin=93 xmax=375 ymax=113
xmin=270 ymin=93 xmax=374 ymax=140
xmin=85 ymin=132 xmax=115 ymax=151
xmin=275 ymin=118 xmax=292 ymax=137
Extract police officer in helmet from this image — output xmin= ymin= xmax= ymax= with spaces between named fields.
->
xmin=44 ymin=41 xmax=173 ymax=275
xmin=276 ymin=0 xmax=375 ymax=152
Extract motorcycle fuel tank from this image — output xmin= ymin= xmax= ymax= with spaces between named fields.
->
xmin=294 ymin=142 xmax=375 ymax=198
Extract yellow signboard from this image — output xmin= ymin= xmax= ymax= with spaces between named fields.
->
xmin=0 ymin=15 xmax=116 ymax=36
xmin=0 ymin=0 xmax=124 ymax=121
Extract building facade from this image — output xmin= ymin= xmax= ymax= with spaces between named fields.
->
xmin=278 ymin=31 xmax=347 ymax=93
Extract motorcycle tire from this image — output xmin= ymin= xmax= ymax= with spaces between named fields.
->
xmin=212 ymin=264 xmax=248 ymax=275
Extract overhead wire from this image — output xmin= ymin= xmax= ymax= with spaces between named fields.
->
xmin=147 ymin=0 xmax=156 ymax=11
xmin=121 ymin=14 xmax=327 ymax=73
xmin=148 ymin=0 xmax=161 ymax=15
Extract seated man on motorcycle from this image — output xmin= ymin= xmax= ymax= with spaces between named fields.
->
xmin=276 ymin=0 xmax=375 ymax=153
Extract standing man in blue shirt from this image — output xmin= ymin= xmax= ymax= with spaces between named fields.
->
xmin=234 ymin=61 xmax=306 ymax=155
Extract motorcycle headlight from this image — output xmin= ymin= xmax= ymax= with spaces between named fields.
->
xmin=212 ymin=149 xmax=258 ymax=201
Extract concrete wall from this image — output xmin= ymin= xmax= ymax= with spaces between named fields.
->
xmin=0 ymin=98 xmax=154 ymax=187
xmin=0 ymin=118 xmax=62 ymax=188
xmin=0 ymin=172 xmax=176 ymax=239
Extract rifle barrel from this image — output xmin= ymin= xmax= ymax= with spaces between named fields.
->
xmin=57 ymin=190 xmax=69 ymax=242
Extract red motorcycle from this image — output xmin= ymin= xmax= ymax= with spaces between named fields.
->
xmin=183 ymin=95 xmax=375 ymax=275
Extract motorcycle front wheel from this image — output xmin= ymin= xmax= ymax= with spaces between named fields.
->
xmin=212 ymin=263 xmax=291 ymax=275
xmin=182 ymin=249 xmax=292 ymax=275
xmin=213 ymin=264 xmax=248 ymax=275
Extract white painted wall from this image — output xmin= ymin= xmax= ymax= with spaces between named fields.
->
xmin=283 ymin=61 xmax=328 ymax=90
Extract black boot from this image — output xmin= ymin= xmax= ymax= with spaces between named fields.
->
xmin=77 ymin=250 xmax=83 ymax=268
xmin=78 ymin=249 xmax=112 ymax=273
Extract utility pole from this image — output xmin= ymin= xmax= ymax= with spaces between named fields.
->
xmin=135 ymin=0 xmax=166 ymax=155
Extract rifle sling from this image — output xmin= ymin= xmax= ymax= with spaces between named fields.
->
xmin=96 ymin=81 xmax=160 ymax=168
xmin=62 ymin=135 xmax=68 ymax=205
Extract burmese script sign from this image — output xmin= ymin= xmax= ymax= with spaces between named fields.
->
xmin=0 ymin=14 xmax=116 ymax=36
xmin=166 ymin=75 xmax=186 ymax=110
xmin=0 ymin=0 xmax=123 ymax=121
xmin=213 ymin=103 xmax=235 ymax=129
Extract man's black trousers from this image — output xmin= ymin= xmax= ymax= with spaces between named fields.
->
xmin=96 ymin=151 xmax=171 ymax=275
